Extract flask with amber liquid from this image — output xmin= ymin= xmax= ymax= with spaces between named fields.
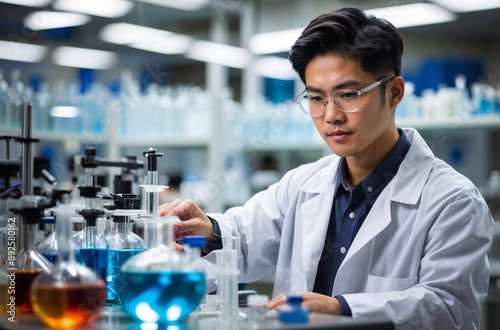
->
xmin=10 ymin=195 xmax=52 ymax=314
xmin=30 ymin=203 xmax=106 ymax=329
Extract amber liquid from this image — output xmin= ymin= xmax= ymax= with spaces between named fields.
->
xmin=0 ymin=282 xmax=7 ymax=315
xmin=31 ymin=281 xmax=107 ymax=329
xmin=10 ymin=269 xmax=44 ymax=314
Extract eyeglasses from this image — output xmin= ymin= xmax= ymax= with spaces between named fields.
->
xmin=295 ymin=76 xmax=394 ymax=116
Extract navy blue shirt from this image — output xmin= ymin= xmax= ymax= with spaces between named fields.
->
xmin=313 ymin=129 xmax=410 ymax=315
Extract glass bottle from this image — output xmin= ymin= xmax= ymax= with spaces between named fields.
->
xmin=9 ymin=195 xmax=52 ymax=314
xmin=247 ymin=294 xmax=270 ymax=328
xmin=278 ymin=295 xmax=309 ymax=324
xmin=104 ymin=194 xmax=145 ymax=304
xmin=117 ymin=216 xmax=206 ymax=324
xmin=30 ymin=203 xmax=107 ymax=329
xmin=7 ymin=68 xmax=24 ymax=129
xmin=0 ymin=69 xmax=8 ymax=127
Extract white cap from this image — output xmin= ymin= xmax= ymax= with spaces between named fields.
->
xmin=247 ymin=294 xmax=270 ymax=306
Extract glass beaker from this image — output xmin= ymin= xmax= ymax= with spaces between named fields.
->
xmin=30 ymin=203 xmax=107 ymax=329
xmin=117 ymin=216 xmax=206 ymax=324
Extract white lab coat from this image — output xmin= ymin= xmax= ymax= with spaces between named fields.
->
xmin=205 ymin=127 xmax=493 ymax=330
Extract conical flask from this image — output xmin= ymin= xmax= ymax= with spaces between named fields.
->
xmin=36 ymin=216 xmax=78 ymax=264
xmin=104 ymin=193 xmax=145 ymax=304
xmin=77 ymin=210 xmax=108 ymax=282
xmin=9 ymin=195 xmax=52 ymax=314
xmin=30 ymin=203 xmax=106 ymax=329
xmin=117 ymin=216 xmax=206 ymax=324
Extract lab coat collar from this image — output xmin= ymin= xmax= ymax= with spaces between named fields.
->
xmin=389 ymin=128 xmax=435 ymax=205
xmin=299 ymin=156 xmax=340 ymax=194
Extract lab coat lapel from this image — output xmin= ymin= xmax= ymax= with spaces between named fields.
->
xmin=299 ymin=159 xmax=339 ymax=291
xmin=343 ymin=186 xmax=392 ymax=262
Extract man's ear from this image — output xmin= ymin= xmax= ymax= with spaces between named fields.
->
xmin=389 ymin=76 xmax=405 ymax=110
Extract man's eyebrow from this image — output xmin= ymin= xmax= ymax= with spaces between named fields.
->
xmin=305 ymin=79 xmax=362 ymax=93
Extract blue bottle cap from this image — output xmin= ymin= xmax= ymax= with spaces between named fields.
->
xmin=42 ymin=216 xmax=56 ymax=224
xmin=184 ymin=235 xmax=207 ymax=248
xmin=287 ymin=295 xmax=303 ymax=304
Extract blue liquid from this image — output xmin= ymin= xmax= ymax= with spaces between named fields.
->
xmin=106 ymin=248 xmax=145 ymax=303
xmin=78 ymin=248 xmax=108 ymax=281
xmin=117 ymin=271 xmax=205 ymax=323
xmin=43 ymin=252 xmax=58 ymax=265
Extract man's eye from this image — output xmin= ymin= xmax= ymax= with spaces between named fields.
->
xmin=309 ymin=95 xmax=324 ymax=103
xmin=339 ymin=91 xmax=357 ymax=99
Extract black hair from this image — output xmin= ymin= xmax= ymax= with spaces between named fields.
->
xmin=289 ymin=7 xmax=403 ymax=84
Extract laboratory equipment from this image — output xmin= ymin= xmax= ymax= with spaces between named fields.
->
xmin=37 ymin=190 xmax=79 ymax=264
xmin=30 ymin=203 xmax=107 ymax=329
xmin=140 ymin=148 xmax=165 ymax=249
xmin=117 ymin=216 xmax=206 ymax=324
xmin=216 ymin=236 xmax=241 ymax=319
xmin=75 ymin=147 xmax=145 ymax=285
xmin=6 ymin=104 xmax=52 ymax=314
xmin=247 ymin=294 xmax=270 ymax=327
xmin=104 ymin=193 xmax=145 ymax=304
xmin=278 ymin=295 xmax=309 ymax=324
xmin=9 ymin=195 xmax=52 ymax=314
xmin=36 ymin=216 xmax=57 ymax=263
xmin=76 ymin=150 xmax=108 ymax=281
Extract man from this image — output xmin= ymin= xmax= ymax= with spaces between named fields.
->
xmin=159 ymin=7 xmax=493 ymax=329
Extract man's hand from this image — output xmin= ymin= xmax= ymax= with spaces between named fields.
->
xmin=158 ymin=198 xmax=218 ymax=242
xmin=266 ymin=292 xmax=342 ymax=314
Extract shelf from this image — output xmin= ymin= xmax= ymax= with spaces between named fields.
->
xmin=116 ymin=137 xmax=210 ymax=148
xmin=396 ymin=114 xmax=500 ymax=131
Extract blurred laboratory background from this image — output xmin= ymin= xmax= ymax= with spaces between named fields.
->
xmin=0 ymin=0 xmax=500 ymax=328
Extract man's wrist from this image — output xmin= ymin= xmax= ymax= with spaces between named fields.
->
xmin=203 ymin=216 xmax=223 ymax=255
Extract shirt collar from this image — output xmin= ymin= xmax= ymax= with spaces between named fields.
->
xmin=336 ymin=128 xmax=411 ymax=205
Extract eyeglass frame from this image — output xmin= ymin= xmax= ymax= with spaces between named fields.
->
xmin=295 ymin=76 xmax=394 ymax=116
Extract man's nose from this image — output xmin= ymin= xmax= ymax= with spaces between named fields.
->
xmin=324 ymin=99 xmax=344 ymax=122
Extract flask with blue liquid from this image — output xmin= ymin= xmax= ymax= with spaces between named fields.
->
xmin=104 ymin=193 xmax=145 ymax=304
xmin=77 ymin=211 xmax=108 ymax=284
xmin=117 ymin=216 xmax=206 ymax=324
xmin=37 ymin=216 xmax=79 ymax=265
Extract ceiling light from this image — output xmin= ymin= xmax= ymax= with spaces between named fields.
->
xmin=100 ymin=23 xmax=193 ymax=55
xmin=53 ymin=0 xmax=134 ymax=18
xmin=249 ymin=28 xmax=303 ymax=55
xmin=0 ymin=0 xmax=51 ymax=7
xmin=0 ymin=40 xmax=47 ymax=63
xmin=365 ymin=3 xmax=456 ymax=28
xmin=185 ymin=41 xmax=251 ymax=69
xmin=131 ymin=35 xmax=193 ymax=55
xmin=134 ymin=0 xmax=209 ymax=11
xmin=52 ymin=46 xmax=118 ymax=70
xmin=24 ymin=11 xmax=91 ymax=31
xmin=50 ymin=106 xmax=79 ymax=118
xmin=253 ymin=57 xmax=296 ymax=80
xmin=99 ymin=23 xmax=170 ymax=45
xmin=430 ymin=0 xmax=500 ymax=12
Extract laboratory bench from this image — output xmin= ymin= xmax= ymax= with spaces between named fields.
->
xmin=0 ymin=306 xmax=395 ymax=330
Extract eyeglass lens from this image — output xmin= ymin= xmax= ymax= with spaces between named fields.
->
xmin=298 ymin=90 xmax=361 ymax=115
